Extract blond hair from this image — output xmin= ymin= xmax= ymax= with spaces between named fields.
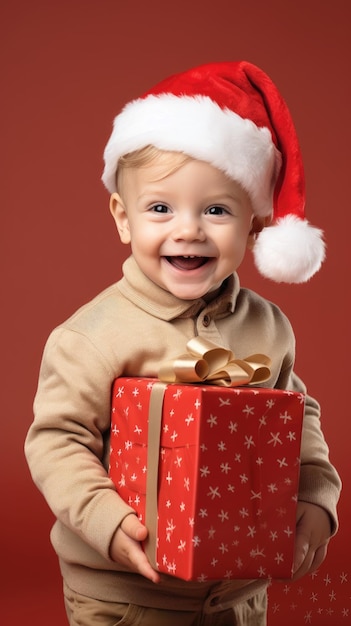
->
xmin=116 ymin=145 xmax=192 ymax=191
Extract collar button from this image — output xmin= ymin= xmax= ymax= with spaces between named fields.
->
xmin=203 ymin=314 xmax=211 ymax=327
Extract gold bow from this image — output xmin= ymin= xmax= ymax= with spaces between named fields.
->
xmin=158 ymin=337 xmax=271 ymax=387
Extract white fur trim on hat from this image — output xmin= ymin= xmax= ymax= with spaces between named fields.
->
xmin=102 ymin=94 xmax=281 ymax=218
xmin=253 ymin=215 xmax=326 ymax=283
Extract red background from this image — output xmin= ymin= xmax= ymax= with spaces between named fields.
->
xmin=2 ymin=1 xmax=350 ymax=623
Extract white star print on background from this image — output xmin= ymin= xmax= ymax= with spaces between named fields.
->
xmin=268 ymin=565 xmax=350 ymax=624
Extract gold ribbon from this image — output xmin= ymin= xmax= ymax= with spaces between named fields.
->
xmin=158 ymin=337 xmax=271 ymax=387
xmin=144 ymin=339 xmax=271 ymax=570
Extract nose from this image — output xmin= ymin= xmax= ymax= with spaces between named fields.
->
xmin=172 ymin=212 xmax=206 ymax=242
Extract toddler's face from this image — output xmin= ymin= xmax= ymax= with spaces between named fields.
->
xmin=110 ymin=157 xmax=255 ymax=300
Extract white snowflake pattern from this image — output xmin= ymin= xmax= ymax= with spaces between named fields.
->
xmin=310 ymin=591 xmax=318 ymax=602
xmin=250 ymin=545 xmax=265 ymax=558
xmin=220 ymin=462 xmax=231 ymax=474
xmin=200 ymin=465 xmax=210 ymax=477
xmin=178 ymin=539 xmax=186 ymax=552
xmin=218 ymin=509 xmax=229 ymax=522
xmin=118 ymin=474 xmax=126 ymax=488
xmin=268 ymin=432 xmax=283 ymax=447
xmin=219 ymin=397 xmax=231 ymax=406
xmin=207 ymin=486 xmax=221 ymax=500
xmin=166 ymin=519 xmax=176 ymax=534
xmin=207 ymin=414 xmax=218 ymax=427
xmin=185 ymin=413 xmax=194 ymax=426
xmin=219 ymin=542 xmax=229 ymax=554
xmin=244 ymin=435 xmax=255 ymax=449
xmin=267 ymin=483 xmax=278 ymax=493
xmin=279 ymin=410 xmax=292 ymax=424
xmin=243 ymin=404 xmax=255 ymax=417
xmin=115 ymin=386 xmax=124 ymax=398
xmin=274 ymin=553 xmax=284 ymax=564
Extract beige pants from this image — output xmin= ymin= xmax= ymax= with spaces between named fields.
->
xmin=63 ymin=583 xmax=267 ymax=626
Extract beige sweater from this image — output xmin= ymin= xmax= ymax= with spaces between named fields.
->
xmin=25 ymin=256 xmax=341 ymax=609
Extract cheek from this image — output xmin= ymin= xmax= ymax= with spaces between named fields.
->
xmin=219 ymin=229 xmax=250 ymax=266
xmin=129 ymin=225 xmax=158 ymax=254
xmin=222 ymin=228 xmax=247 ymax=252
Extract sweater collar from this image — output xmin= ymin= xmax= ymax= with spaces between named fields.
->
xmin=117 ymin=256 xmax=240 ymax=321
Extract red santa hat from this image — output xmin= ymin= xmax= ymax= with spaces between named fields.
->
xmin=102 ymin=61 xmax=325 ymax=283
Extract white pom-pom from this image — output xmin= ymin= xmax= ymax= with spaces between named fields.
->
xmin=253 ymin=214 xmax=326 ymax=283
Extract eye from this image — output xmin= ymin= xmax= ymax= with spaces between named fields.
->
xmin=206 ymin=205 xmax=228 ymax=216
xmin=150 ymin=203 xmax=170 ymax=214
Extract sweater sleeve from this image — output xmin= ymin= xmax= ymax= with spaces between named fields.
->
xmin=286 ymin=371 xmax=341 ymax=535
xmin=24 ymin=326 xmax=135 ymax=560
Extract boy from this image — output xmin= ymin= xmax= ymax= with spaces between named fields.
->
xmin=25 ymin=61 xmax=341 ymax=626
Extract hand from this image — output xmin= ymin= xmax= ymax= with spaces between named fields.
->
xmin=292 ymin=501 xmax=331 ymax=581
xmin=110 ymin=513 xmax=160 ymax=583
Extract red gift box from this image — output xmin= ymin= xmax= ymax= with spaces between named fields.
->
xmin=109 ymin=378 xmax=304 ymax=582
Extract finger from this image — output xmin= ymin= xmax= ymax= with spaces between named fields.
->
xmin=112 ymin=525 xmax=160 ymax=584
xmin=120 ymin=531 xmax=160 ymax=583
xmin=309 ymin=543 xmax=329 ymax=575
xmin=130 ymin=545 xmax=161 ymax=584
xmin=292 ymin=547 xmax=315 ymax=580
xmin=293 ymin=531 xmax=309 ymax=574
xmin=121 ymin=513 xmax=148 ymax=542
xmin=293 ymin=531 xmax=330 ymax=579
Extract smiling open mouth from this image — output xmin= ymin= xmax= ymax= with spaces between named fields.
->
xmin=165 ymin=256 xmax=210 ymax=270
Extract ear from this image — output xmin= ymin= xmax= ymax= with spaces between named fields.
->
xmin=109 ymin=192 xmax=131 ymax=244
xmin=247 ymin=215 xmax=266 ymax=250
